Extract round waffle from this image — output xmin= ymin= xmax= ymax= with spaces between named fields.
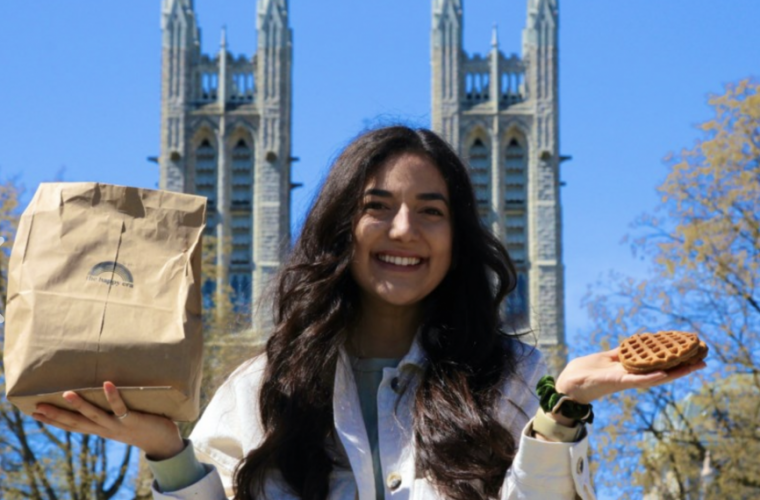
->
xmin=619 ymin=331 xmax=708 ymax=374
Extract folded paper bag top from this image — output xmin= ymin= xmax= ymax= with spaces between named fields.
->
xmin=3 ymin=182 xmax=206 ymax=422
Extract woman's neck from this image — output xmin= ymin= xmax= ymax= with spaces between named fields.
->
xmin=349 ymin=298 xmax=421 ymax=359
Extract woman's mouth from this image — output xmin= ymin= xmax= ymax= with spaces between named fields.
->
xmin=375 ymin=253 xmax=423 ymax=267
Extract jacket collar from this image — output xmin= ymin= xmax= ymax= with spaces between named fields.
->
xmin=397 ymin=332 xmax=426 ymax=372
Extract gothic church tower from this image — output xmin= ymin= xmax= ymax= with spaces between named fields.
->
xmin=160 ymin=0 xmax=292 ymax=330
xmin=432 ymin=0 xmax=565 ymax=351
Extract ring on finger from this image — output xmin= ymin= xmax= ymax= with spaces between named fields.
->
xmin=115 ymin=411 xmax=130 ymax=421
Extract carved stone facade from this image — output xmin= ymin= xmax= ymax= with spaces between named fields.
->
xmin=159 ymin=0 xmax=563 ymax=345
xmin=432 ymin=0 xmax=565 ymax=351
xmin=159 ymin=0 xmax=292 ymax=331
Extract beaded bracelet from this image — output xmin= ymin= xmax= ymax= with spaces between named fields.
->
xmin=536 ymin=375 xmax=595 ymax=425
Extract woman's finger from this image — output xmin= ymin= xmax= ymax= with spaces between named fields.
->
xmin=33 ymin=401 xmax=105 ymax=435
xmin=33 ymin=387 xmax=182 ymax=457
xmin=60 ymin=391 xmax=118 ymax=431
xmin=624 ymin=360 xmax=706 ymax=389
xmin=103 ymin=381 xmax=129 ymax=420
xmin=32 ymin=411 xmax=78 ymax=433
xmin=660 ymin=359 xmax=706 ymax=383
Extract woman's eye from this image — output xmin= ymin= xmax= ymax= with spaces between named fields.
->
xmin=363 ymin=201 xmax=385 ymax=211
xmin=422 ymin=207 xmax=444 ymax=216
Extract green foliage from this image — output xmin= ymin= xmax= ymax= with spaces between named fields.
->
xmin=583 ymin=79 xmax=760 ymax=499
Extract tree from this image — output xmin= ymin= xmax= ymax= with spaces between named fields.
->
xmin=0 ymin=179 xmax=135 ymax=499
xmin=583 ymin=79 xmax=760 ymax=498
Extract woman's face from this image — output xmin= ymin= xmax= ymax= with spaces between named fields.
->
xmin=350 ymin=153 xmax=453 ymax=310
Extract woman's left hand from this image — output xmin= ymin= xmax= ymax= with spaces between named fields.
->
xmin=554 ymin=347 xmax=706 ymax=405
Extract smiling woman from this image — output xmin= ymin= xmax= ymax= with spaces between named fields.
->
xmin=350 ymin=153 xmax=453 ymax=321
xmin=31 ymin=126 xmax=705 ymax=500
xmin=234 ymin=126 xmax=530 ymax=499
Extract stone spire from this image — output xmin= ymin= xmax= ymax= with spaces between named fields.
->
xmin=161 ymin=0 xmax=199 ymax=49
xmin=253 ymin=0 xmax=293 ymax=331
xmin=432 ymin=0 xmax=462 ymax=19
xmin=257 ymin=0 xmax=289 ymax=39
xmin=431 ymin=0 xmax=463 ymax=150
xmin=523 ymin=0 xmax=558 ymax=49
xmin=431 ymin=0 xmax=462 ymax=60
xmin=522 ymin=0 xmax=558 ymax=132
xmin=218 ymin=26 xmax=228 ymax=107
xmin=257 ymin=0 xmax=290 ymax=101
xmin=215 ymin=24 xmax=230 ymax=306
xmin=524 ymin=0 xmax=564 ymax=354
xmin=159 ymin=0 xmax=200 ymax=192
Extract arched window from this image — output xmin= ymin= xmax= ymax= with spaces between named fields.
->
xmin=231 ymin=139 xmax=253 ymax=208
xmin=231 ymin=212 xmax=252 ymax=266
xmin=503 ymin=136 xmax=529 ymax=328
xmin=468 ymin=137 xmax=491 ymax=221
xmin=504 ymin=138 xmax=526 ymax=208
xmin=195 ymin=139 xmax=217 ymax=214
xmin=505 ymin=272 xmax=529 ymax=331
xmin=230 ymin=139 xmax=254 ymax=281
xmin=230 ymin=272 xmax=251 ymax=310
xmin=503 ymin=137 xmax=527 ymax=264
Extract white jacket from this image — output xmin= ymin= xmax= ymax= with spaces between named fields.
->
xmin=153 ymin=338 xmax=595 ymax=499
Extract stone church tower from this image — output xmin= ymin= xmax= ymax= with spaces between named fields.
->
xmin=159 ymin=0 xmax=292 ymax=330
xmin=432 ymin=0 xmax=565 ymax=351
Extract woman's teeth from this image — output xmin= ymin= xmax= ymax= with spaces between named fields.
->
xmin=377 ymin=254 xmax=421 ymax=266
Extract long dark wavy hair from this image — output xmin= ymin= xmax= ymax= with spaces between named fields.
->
xmin=234 ymin=126 xmax=521 ymax=499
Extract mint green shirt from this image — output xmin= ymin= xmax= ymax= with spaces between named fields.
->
xmin=351 ymin=357 xmax=402 ymax=500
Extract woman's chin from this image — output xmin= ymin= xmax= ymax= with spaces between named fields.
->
xmin=365 ymin=289 xmax=428 ymax=310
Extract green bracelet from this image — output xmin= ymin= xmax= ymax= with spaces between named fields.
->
xmin=536 ymin=375 xmax=594 ymax=425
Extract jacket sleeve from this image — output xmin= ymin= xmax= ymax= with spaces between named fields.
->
xmin=151 ymin=462 xmax=227 ymax=500
xmin=498 ymin=343 xmax=596 ymax=500
xmin=152 ymin=357 xmax=269 ymax=500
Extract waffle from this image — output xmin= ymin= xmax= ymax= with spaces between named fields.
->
xmin=619 ymin=331 xmax=708 ymax=374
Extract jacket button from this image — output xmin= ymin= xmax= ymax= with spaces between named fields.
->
xmin=576 ymin=457 xmax=585 ymax=474
xmin=386 ymin=472 xmax=402 ymax=491
xmin=390 ymin=377 xmax=400 ymax=392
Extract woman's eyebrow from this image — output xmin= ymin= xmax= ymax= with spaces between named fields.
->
xmin=364 ymin=188 xmax=392 ymax=197
xmin=364 ymin=189 xmax=449 ymax=205
xmin=417 ymin=192 xmax=449 ymax=204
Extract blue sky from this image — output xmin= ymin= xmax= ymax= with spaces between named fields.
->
xmin=1 ymin=0 xmax=758 ymax=344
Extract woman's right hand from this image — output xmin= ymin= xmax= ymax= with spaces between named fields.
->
xmin=32 ymin=381 xmax=185 ymax=461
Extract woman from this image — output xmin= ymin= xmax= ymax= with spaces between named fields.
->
xmin=33 ymin=126 xmax=705 ymax=499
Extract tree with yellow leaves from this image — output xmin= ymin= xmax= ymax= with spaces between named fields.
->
xmin=584 ymin=79 xmax=760 ymax=498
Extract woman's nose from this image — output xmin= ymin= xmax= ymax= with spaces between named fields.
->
xmin=388 ymin=207 xmax=416 ymax=241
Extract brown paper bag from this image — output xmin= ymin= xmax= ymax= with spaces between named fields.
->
xmin=4 ymin=182 xmax=206 ymax=422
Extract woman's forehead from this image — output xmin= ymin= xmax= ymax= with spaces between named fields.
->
xmin=364 ymin=153 xmax=447 ymax=193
